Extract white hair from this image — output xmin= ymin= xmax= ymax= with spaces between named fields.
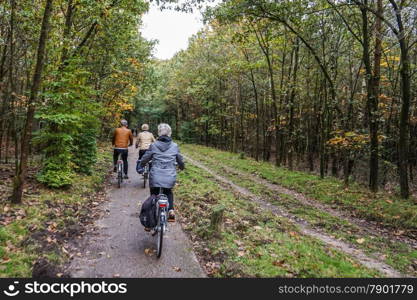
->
xmin=158 ymin=123 xmax=172 ymax=137
xmin=141 ymin=124 xmax=149 ymax=131
xmin=120 ymin=119 xmax=128 ymax=126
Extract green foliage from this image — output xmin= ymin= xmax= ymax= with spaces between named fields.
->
xmin=35 ymin=61 xmax=97 ymax=188
xmin=179 ymin=121 xmax=198 ymax=143
xmin=72 ymin=125 xmax=98 ymax=175
xmin=34 ymin=118 xmax=78 ymax=188
xmin=0 ymin=0 xmax=153 ymax=188
xmin=136 ymin=0 xmax=417 ymax=199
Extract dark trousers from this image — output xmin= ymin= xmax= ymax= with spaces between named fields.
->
xmin=138 ymin=149 xmax=147 ymax=160
xmin=113 ymin=149 xmax=128 ymax=175
xmin=150 ymin=187 xmax=173 ymax=210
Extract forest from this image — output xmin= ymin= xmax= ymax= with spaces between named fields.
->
xmin=0 ymin=0 xmax=417 ymax=279
xmin=0 ymin=0 xmax=153 ymax=201
xmin=141 ymin=0 xmax=417 ymax=200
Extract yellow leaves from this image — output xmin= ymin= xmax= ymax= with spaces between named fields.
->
xmin=380 ymin=61 xmax=389 ymax=67
xmin=247 ymin=113 xmax=257 ymax=120
xmin=356 ymin=238 xmax=365 ymax=244
xmin=127 ymin=57 xmax=141 ymax=68
xmin=327 ymin=130 xmax=371 ymax=151
xmin=394 ymin=230 xmax=405 ymax=236
xmin=144 ymin=248 xmax=155 ymax=256
xmin=386 ymin=55 xmax=400 ymax=62
xmin=130 ymin=85 xmax=138 ymax=93
xmin=120 ymin=103 xmax=133 ymax=111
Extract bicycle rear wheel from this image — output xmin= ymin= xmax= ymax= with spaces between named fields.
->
xmin=117 ymin=162 xmax=123 ymax=188
xmin=156 ymin=223 xmax=163 ymax=258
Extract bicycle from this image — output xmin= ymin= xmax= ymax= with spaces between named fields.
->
xmin=142 ymin=161 xmax=150 ymax=188
xmin=116 ymin=153 xmax=124 ymax=188
xmin=136 ymin=159 xmax=150 ymax=188
xmin=151 ymin=187 xmax=169 ymax=258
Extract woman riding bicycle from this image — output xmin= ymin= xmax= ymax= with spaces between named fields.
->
xmin=135 ymin=123 xmax=155 ymax=160
xmin=139 ymin=123 xmax=184 ymax=222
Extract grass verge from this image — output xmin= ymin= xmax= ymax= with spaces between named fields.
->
xmin=180 ymin=144 xmax=417 ymax=232
xmin=180 ymin=144 xmax=417 ymax=276
xmin=176 ymin=164 xmax=381 ymax=277
xmin=0 ymin=145 xmax=111 ymax=277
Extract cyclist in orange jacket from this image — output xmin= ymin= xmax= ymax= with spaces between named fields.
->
xmin=112 ymin=119 xmax=133 ymax=179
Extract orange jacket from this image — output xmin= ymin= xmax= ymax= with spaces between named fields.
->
xmin=112 ymin=127 xmax=133 ymax=149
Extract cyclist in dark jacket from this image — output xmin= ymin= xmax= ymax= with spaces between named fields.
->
xmin=139 ymin=123 xmax=184 ymax=221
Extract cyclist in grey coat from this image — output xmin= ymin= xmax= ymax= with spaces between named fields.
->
xmin=139 ymin=123 xmax=184 ymax=221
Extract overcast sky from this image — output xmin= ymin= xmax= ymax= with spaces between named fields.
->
xmin=140 ymin=3 xmax=206 ymax=60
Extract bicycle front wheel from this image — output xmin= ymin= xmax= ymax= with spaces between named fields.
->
xmin=143 ymin=173 xmax=147 ymax=188
xmin=117 ymin=173 xmax=121 ymax=188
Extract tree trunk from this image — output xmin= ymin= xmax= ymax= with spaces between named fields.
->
xmin=389 ymin=0 xmax=411 ymax=199
xmin=60 ymin=0 xmax=74 ymax=65
xmin=360 ymin=2 xmax=379 ymax=192
xmin=288 ymin=38 xmax=300 ymax=170
xmin=9 ymin=0 xmax=54 ymax=204
xmin=372 ymin=0 xmax=383 ymax=192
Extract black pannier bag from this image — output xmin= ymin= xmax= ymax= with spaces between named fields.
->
xmin=139 ymin=194 xmax=157 ymax=228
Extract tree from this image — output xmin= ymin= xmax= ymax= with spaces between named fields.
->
xmin=9 ymin=0 xmax=54 ymax=204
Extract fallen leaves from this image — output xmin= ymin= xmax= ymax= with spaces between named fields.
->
xmin=356 ymin=238 xmax=365 ymax=244
xmin=46 ymin=236 xmax=57 ymax=244
xmin=0 ymin=258 xmax=11 ymax=264
xmin=237 ymin=251 xmax=245 ymax=257
xmin=204 ymin=262 xmax=221 ymax=275
xmin=234 ymin=240 xmax=244 ymax=246
xmin=144 ymin=248 xmax=155 ymax=256
xmin=0 ymin=206 xmax=28 ymax=225
xmin=172 ymin=266 xmax=181 ymax=272
xmin=289 ymin=231 xmax=300 ymax=239
xmin=272 ymin=260 xmax=286 ymax=267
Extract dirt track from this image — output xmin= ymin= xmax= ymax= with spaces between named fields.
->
xmin=68 ymin=146 xmax=205 ymax=278
xmin=185 ymin=155 xmax=405 ymax=278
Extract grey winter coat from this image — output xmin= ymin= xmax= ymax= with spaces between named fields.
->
xmin=139 ymin=136 xmax=184 ymax=188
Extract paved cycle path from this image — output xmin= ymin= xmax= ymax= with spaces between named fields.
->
xmin=68 ymin=145 xmax=205 ymax=278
